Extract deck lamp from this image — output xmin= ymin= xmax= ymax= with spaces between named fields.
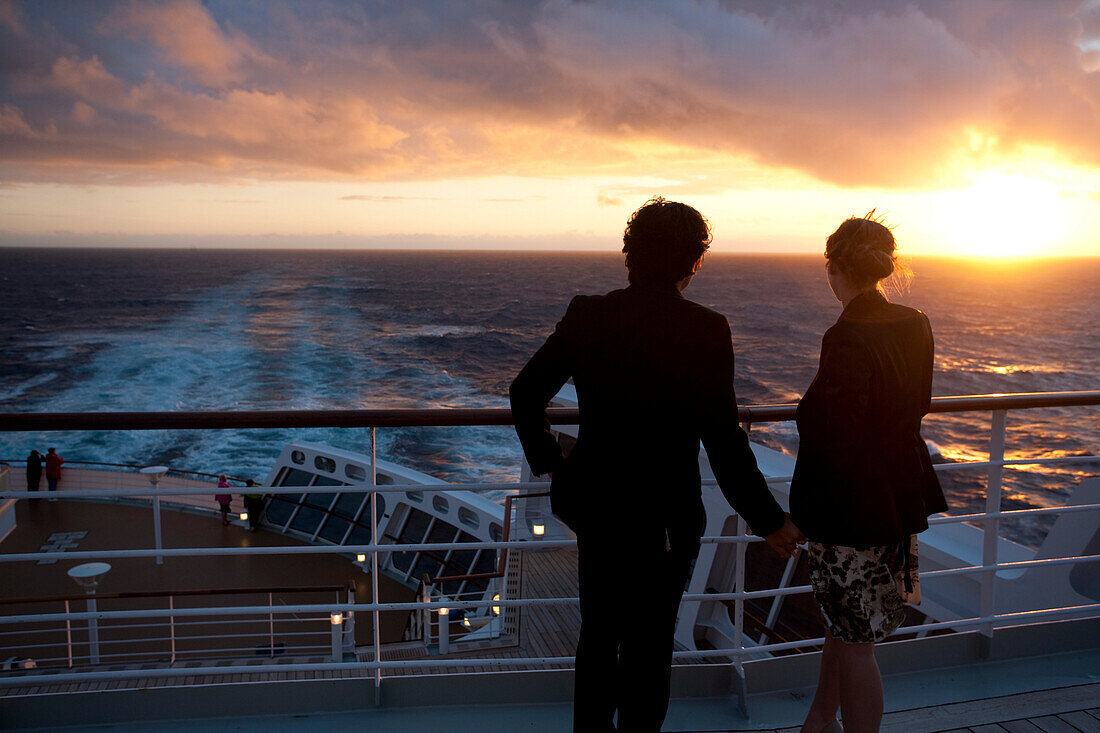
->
xmin=462 ymin=616 xmax=471 ymax=629
xmin=68 ymin=562 xmax=111 ymax=665
xmin=140 ymin=466 xmax=169 ymax=566
xmin=239 ymin=512 xmax=248 ymax=521
xmin=438 ymin=605 xmax=449 ymax=617
xmin=532 ymin=522 xmax=545 ymax=537
xmin=330 ymin=612 xmax=343 ymax=625
xmin=356 ymin=553 xmax=366 ymax=563
xmin=492 ymin=593 xmax=501 ymax=616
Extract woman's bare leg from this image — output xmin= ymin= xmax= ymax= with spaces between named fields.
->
xmin=800 ymin=631 xmax=842 ymax=733
xmin=835 ymin=640 xmax=883 ymax=733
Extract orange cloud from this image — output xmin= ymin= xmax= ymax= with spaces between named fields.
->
xmin=1 ymin=1 xmax=1099 ymax=191
xmin=102 ymin=0 xmax=266 ymax=86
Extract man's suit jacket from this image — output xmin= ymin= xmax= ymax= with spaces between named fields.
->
xmin=790 ymin=291 xmax=947 ymax=548
xmin=510 ymin=282 xmax=786 ymax=553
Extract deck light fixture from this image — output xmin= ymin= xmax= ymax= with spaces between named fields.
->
xmin=438 ymin=605 xmax=449 ymax=617
xmin=462 ymin=616 xmax=471 ymax=629
xmin=239 ymin=512 xmax=248 ymax=521
xmin=140 ymin=466 xmax=169 ymax=565
xmin=532 ymin=522 xmax=545 ymax=537
xmin=356 ymin=553 xmax=366 ymax=563
xmin=68 ymin=562 xmax=111 ymax=665
xmin=330 ymin=612 xmax=343 ymax=625
xmin=492 ymin=593 xmax=501 ymax=615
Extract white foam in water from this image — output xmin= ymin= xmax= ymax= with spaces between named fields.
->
xmin=0 ymin=372 xmax=59 ymax=402
xmin=0 ymin=272 xmax=524 ymax=488
xmin=407 ymin=325 xmax=488 ymax=338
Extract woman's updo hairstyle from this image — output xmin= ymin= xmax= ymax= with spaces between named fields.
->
xmin=825 ymin=210 xmax=910 ymax=292
xmin=622 ymin=197 xmax=711 ymax=286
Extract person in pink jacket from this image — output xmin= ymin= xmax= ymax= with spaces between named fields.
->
xmin=215 ymin=474 xmax=232 ymax=526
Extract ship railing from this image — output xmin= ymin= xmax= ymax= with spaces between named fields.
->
xmin=0 ymin=583 xmax=355 ymax=671
xmin=0 ymin=390 xmax=1097 ymax=691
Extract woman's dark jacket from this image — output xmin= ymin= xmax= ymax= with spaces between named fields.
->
xmin=790 ymin=291 xmax=947 ymax=548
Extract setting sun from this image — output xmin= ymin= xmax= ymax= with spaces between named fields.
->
xmin=934 ymin=173 xmax=1071 ymax=258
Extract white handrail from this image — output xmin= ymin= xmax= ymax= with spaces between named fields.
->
xmin=1 ymin=398 xmax=1097 ymax=688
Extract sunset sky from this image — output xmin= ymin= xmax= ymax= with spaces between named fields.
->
xmin=1 ymin=0 xmax=1099 ymax=257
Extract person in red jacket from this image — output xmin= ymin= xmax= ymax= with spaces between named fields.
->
xmin=44 ymin=447 xmax=64 ymax=496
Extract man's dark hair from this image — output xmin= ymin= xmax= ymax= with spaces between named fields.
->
xmin=622 ymin=197 xmax=712 ymax=285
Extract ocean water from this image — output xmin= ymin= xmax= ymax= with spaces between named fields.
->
xmin=1 ymin=248 xmax=1097 ymax=546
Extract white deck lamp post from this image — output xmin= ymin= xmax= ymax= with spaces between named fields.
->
xmin=330 ymin=612 xmax=344 ymax=661
xmin=438 ymin=600 xmax=450 ymax=655
xmin=68 ymin=562 xmax=110 ymax=665
xmin=140 ymin=466 xmax=168 ymax=565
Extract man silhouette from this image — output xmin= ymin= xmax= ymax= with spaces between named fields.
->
xmin=510 ymin=198 xmax=803 ymax=732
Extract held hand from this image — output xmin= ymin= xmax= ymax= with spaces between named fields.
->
xmin=764 ymin=516 xmax=806 ymax=559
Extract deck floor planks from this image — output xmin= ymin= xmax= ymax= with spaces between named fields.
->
xmin=1057 ymin=712 xmax=1100 ymax=732
xmin=1030 ymin=716 xmax=1085 ymax=732
xmin=1001 ymin=722 xmax=1046 ymax=733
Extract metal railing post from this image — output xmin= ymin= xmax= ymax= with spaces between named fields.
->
xmin=731 ymin=514 xmax=749 ymax=716
xmin=268 ymin=592 xmax=275 ymax=658
xmin=86 ymin=594 xmax=100 ymax=665
xmin=152 ymin=481 xmax=164 ymax=565
xmin=64 ymin=599 xmax=73 ymax=668
xmin=370 ymin=426 xmax=382 ymax=702
xmin=169 ymin=595 xmax=176 ymax=664
xmin=979 ymin=409 xmax=1007 ymax=655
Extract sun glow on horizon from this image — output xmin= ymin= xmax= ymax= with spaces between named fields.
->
xmin=931 ymin=173 xmax=1071 ymax=259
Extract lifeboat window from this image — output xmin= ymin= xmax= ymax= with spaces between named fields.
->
xmin=346 ymin=524 xmax=372 ymax=548
xmin=279 ymin=468 xmax=313 ymax=488
xmin=318 ymin=516 xmax=350 ymax=544
xmin=428 ymin=521 xmax=458 ymax=545
xmin=458 ymin=507 xmax=479 ymax=529
xmin=489 ymin=523 xmax=503 ymax=542
xmin=344 ymin=464 xmax=367 ymax=482
xmin=314 ymin=456 xmax=336 ymax=473
xmin=264 ymin=497 xmax=297 ymax=526
xmin=406 ymin=490 xmax=424 ymax=503
xmin=472 ymin=547 xmax=498 ymax=576
xmin=376 ymin=473 xmax=395 ymax=485
xmin=412 ymin=554 xmax=442 ymax=581
xmin=432 ymin=495 xmax=449 ymax=513
xmin=449 ymin=532 xmax=480 ymax=574
xmin=391 ymin=550 xmax=414 ymax=573
xmin=399 ymin=508 xmax=432 ymax=545
xmin=290 ymin=505 xmax=325 ymax=535
xmin=305 ymin=492 xmax=337 ymax=510
xmin=290 ymin=450 xmax=305 ymax=465
xmin=333 ymin=493 xmax=365 ymax=520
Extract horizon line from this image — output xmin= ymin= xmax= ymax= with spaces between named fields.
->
xmin=0 ymin=244 xmax=1096 ymax=261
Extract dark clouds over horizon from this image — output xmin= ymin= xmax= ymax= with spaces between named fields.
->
xmin=2 ymin=0 xmax=1099 ymax=189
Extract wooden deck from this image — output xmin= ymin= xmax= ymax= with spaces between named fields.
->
xmin=761 ymin=685 xmax=1100 ymax=733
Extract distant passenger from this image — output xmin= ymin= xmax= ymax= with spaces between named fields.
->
xmin=215 ymin=474 xmax=233 ymax=526
xmin=790 ymin=213 xmax=947 ymax=733
xmin=242 ymin=479 xmax=263 ymax=532
xmin=511 ymin=197 xmax=803 ymax=733
xmin=44 ymin=447 xmax=64 ymax=499
xmin=26 ymin=450 xmax=43 ymax=494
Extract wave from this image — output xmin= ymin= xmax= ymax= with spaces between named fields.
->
xmin=0 ymin=372 xmax=59 ymax=403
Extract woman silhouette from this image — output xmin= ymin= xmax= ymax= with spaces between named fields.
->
xmin=790 ymin=214 xmax=947 ymax=733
